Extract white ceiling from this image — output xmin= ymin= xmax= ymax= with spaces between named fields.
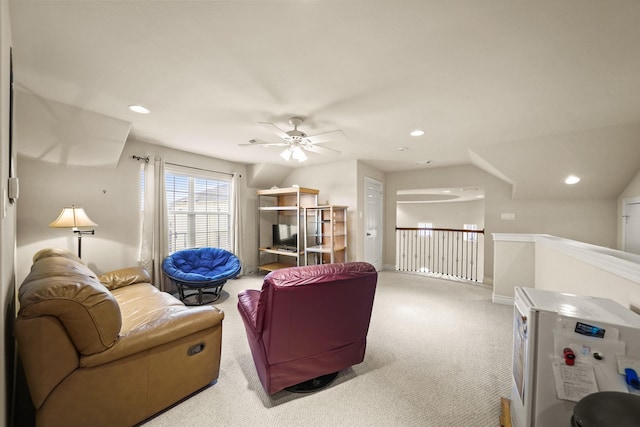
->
xmin=8 ymin=0 xmax=640 ymax=199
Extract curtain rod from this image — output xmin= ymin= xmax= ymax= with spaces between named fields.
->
xmin=131 ymin=155 xmax=149 ymax=163
xmin=165 ymin=161 xmax=237 ymax=178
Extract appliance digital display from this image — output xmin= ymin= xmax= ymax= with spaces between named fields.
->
xmin=575 ymin=322 xmax=605 ymax=338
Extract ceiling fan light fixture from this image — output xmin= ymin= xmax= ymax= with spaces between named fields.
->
xmin=280 ymin=148 xmax=292 ymax=161
xmin=249 ymin=116 xmax=341 ymax=161
xmin=292 ymin=146 xmax=307 ymax=162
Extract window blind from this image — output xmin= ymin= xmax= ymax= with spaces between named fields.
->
xmin=165 ymin=166 xmax=231 ymax=254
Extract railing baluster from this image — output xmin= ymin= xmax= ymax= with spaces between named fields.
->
xmin=395 ymin=227 xmax=484 ymax=282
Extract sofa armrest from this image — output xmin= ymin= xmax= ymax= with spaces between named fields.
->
xmin=237 ymin=289 xmax=262 ymax=333
xmin=80 ymin=305 xmax=224 ymax=367
xmin=15 ymin=316 xmax=80 ymax=409
xmin=99 ymin=266 xmax=151 ymax=291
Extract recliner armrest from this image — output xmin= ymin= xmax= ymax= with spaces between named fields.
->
xmin=80 ymin=305 xmax=224 ymax=367
xmin=238 ymin=289 xmax=262 ymax=332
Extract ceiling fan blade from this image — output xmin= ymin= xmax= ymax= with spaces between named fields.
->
xmin=238 ymin=138 xmax=288 ymax=147
xmin=305 ymin=129 xmax=345 ymax=144
xmin=303 ymin=144 xmax=341 ymax=155
xmin=259 ymin=122 xmax=290 ymax=140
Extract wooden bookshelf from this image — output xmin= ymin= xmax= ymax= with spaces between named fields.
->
xmin=257 ymin=187 xmax=319 ymax=272
xmin=303 ymin=205 xmax=348 ymax=265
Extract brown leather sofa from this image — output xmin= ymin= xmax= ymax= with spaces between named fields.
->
xmin=15 ymin=248 xmax=224 ymax=427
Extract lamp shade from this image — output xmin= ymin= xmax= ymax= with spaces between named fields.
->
xmin=49 ymin=206 xmax=97 ymax=229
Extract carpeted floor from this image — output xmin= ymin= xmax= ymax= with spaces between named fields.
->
xmin=141 ymin=271 xmax=514 ymax=427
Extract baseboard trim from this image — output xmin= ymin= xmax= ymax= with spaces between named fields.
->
xmin=492 ymin=294 xmax=514 ymax=305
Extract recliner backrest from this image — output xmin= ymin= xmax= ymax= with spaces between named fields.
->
xmin=258 ymin=262 xmax=377 ymax=364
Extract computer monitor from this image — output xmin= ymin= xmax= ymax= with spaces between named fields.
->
xmin=272 ymin=224 xmax=297 ymax=248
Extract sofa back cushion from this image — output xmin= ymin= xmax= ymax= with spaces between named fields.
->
xmin=18 ymin=248 xmax=122 ymax=355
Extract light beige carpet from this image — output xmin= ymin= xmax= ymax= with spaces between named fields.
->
xmin=141 ymin=271 xmax=513 ymax=427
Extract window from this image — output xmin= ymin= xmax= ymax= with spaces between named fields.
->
xmin=463 ymin=223 xmax=478 ymax=241
xmin=165 ymin=167 xmax=231 ymax=254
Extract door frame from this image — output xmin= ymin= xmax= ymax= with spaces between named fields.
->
xmin=622 ymin=196 xmax=640 ymax=253
xmin=364 ymin=176 xmax=383 ymax=270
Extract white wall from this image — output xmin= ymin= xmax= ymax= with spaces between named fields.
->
xmin=493 ymin=234 xmax=640 ymax=310
xmin=254 ymin=159 xmax=387 ymax=265
xmin=17 ymin=154 xmax=141 ymax=281
xmin=0 ymin=3 xmax=15 ymax=424
xmin=16 ymin=139 xmax=253 ymax=284
xmin=15 ymin=135 xmax=624 ymax=288
xmin=281 ymin=159 xmax=359 ymax=261
xmin=535 ymin=243 xmax=640 ymax=309
xmin=492 ymin=235 xmax=536 ymax=302
xmin=386 ymin=164 xmax=618 ymax=282
xmin=396 ymin=199 xmax=484 ymax=229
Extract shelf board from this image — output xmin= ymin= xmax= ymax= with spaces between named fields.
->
xmin=306 ymin=245 xmax=346 ymax=253
xmin=258 ymin=206 xmax=299 ymax=211
xmin=257 ymin=187 xmax=319 ymax=196
xmin=259 ymin=247 xmax=302 ymax=256
xmin=258 ymin=262 xmax=297 ymax=272
xmin=305 ymin=205 xmax=349 ymax=209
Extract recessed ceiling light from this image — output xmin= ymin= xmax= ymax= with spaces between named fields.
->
xmin=397 ymin=147 xmax=408 ymax=152
xmin=410 ymin=130 xmax=425 ymax=137
xmin=565 ymin=175 xmax=581 ymax=185
xmin=129 ymin=104 xmax=150 ymax=114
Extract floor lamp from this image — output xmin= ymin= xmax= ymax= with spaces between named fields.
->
xmin=49 ymin=205 xmax=97 ymax=258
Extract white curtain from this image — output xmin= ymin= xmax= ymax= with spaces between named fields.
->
xmin=230 ymin=172 xmax=243 ymax=275
xmin=140 ymin=157 xmax=169 ymax=291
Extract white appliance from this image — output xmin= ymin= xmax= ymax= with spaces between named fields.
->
xmin=511 ymin=287 xmax=640 ymax=427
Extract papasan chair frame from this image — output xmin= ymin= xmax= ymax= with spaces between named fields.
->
xmin=162 ymin=247 xmax=241 ymax=305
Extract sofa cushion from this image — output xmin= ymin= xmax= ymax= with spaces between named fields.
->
xmin=19 ymin=250 xmax=121 ymax=355
xmin=111 ymin=282 xmax=184 ymax=332
xmin=82 ymin=282 xmax=224 ymax=367
xmin=99 ymin=266 xmax=152 ymax=291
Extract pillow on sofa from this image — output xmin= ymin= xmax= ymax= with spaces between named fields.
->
xmin=99 ymin=266 xmax=151 ymax=291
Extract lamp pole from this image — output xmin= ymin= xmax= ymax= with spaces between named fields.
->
xmin=74 ymin=230 xmax=95 ymax=258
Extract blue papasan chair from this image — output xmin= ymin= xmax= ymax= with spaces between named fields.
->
xmin=162 ymin=247 xmax=241 ymax=305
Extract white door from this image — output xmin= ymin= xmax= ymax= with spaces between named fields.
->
xmin=623 ymin=198 xmax=640 ymax=255
xmin=364 ymin=177 xmax=383 ymax=270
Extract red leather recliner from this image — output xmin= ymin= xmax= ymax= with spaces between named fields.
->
xmin=237 ymin=262 xmax=378 ymax=395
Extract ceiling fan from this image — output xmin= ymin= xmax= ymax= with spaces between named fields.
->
xmin=240 ymin=117 xmax=344 ymax=162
